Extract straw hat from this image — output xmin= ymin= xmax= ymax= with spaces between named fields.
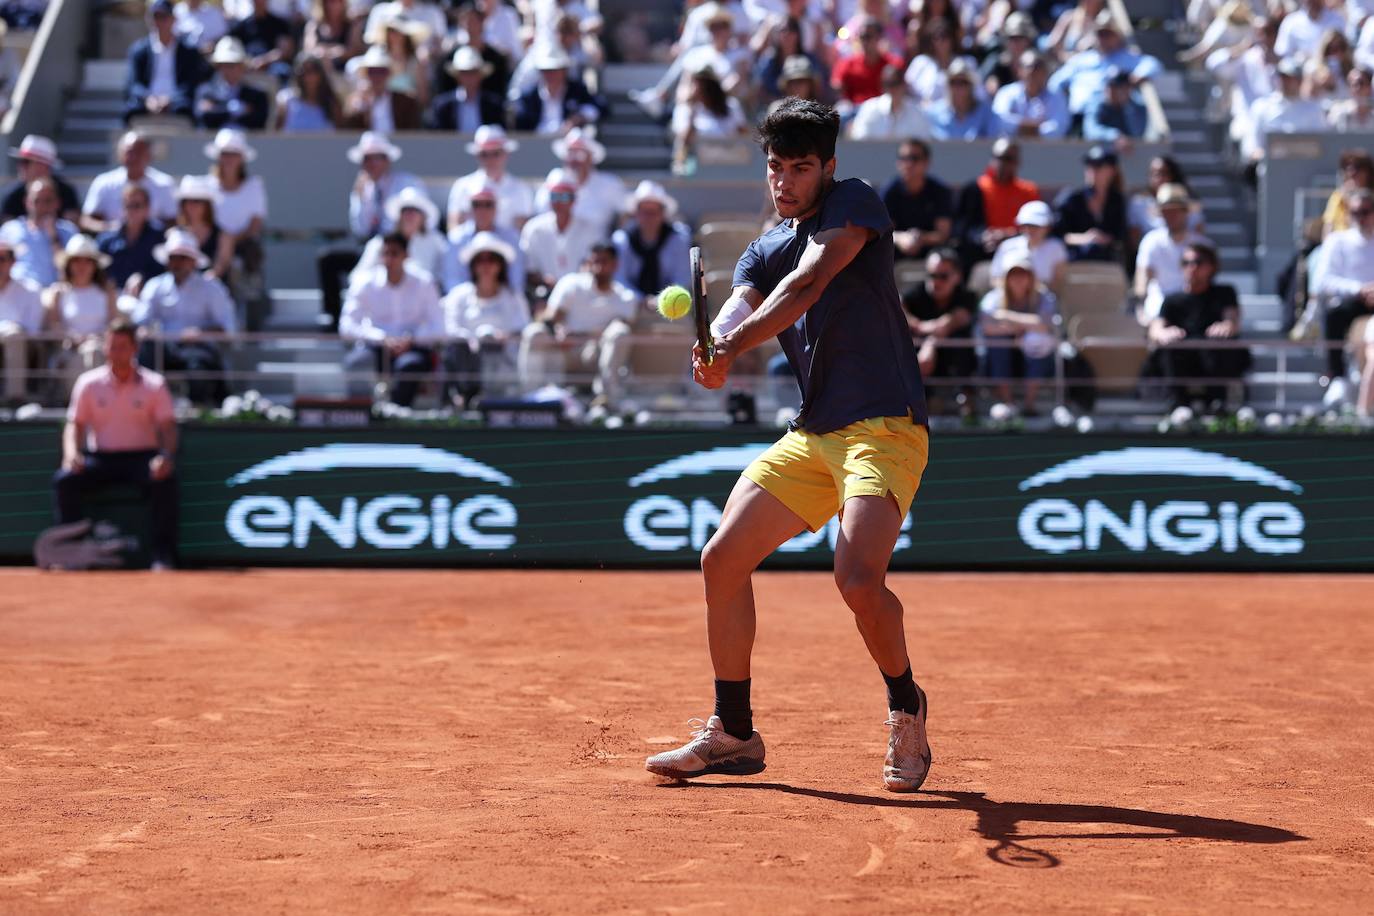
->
xmin=534 ymin=48 xmax=573 ymax=71
xmin=1002 ymin=252 xmax=1036 ymax=276
xmin=203 ymin=127 xmax=257 ymax=162
xmin=384 ymin=186 xmax=439 ymax=231
xmin=175 ymin=174 xmax=217 ymax=202
xmin=364 ymin=12 xmax=432 ymax=47
xmin=626 ymin=180 xmax=678 ymax=219
xmin=209 ymin=36 xmax=248 ymax=66
xmin=1156 ymin=183 xmax=1193 ymax=209
xmin=464 ymin=124 xmax=518 ymax=155
xmin=347 ymin=130 xmax=403 ymax=163
xmin=154 ymin=228 xmax=211 ymax=268
xmin=355 ymin=45 xmax=395 ymax=72
xmin=446 ymin=45 xmax=492 ymax=78
xmin=460 ymin=230 xmax=517 ymax=267
xmin=56 ymin=234 xmax=111 ymax=271
xmin=8 ymin=135 xmax=62 ymax=169
xmin=552 ymin=127 xmax=605 ymax=165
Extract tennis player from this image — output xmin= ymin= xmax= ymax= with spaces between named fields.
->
xmin=645 ymin=99 xmax=933 ymax=791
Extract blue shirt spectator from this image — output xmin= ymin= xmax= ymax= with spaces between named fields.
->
xmin=1048 ymin=14 xmax=1161 ymax=115
xmin=1083 ymin=74 xmax=1150 ymax=143
xmin=0 ymin=178 xmax=78 ymax=287
xmin=133 ymin=234 xmax=238 ymax=334
xmin=992 ymin=53 xmax=1070 ymax=139
xmin=611 ymin=181 xmax=691 ymax=301
xmin=930 ymin=61 xmax=1006 ymax=140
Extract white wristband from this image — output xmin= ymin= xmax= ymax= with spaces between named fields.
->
xmin=710 ymin=294 xmax=754 ymax=339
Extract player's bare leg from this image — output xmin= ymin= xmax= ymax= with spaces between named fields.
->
xmin=644 ymin=477 xmax=804 ymax=779
xmin=834 ymin=493 xmax=932 ymax=792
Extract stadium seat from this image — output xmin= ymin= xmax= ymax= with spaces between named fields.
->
xmin=699 ymin=222 xmax=758 ymax=274
xmin=1069 ymin=312 xmax=1148 ymax=393
xmin=1059 ymin=262 xmax=1129 ymax=322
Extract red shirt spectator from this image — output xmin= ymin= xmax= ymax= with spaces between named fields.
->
xmin=831 ymin=18 xmax=902 ymax=106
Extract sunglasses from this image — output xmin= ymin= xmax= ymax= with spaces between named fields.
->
xmin=550 ymin=192 xmax=576 ymax=203
xmin=478 ymin=150 xmax=504 ymax=158
xmin=929 ymin=271 xmax=955 ymax=280
xmin=897 ymin=154 xmax=926 ymax=163
xmin=1180 ymin=258 xmax=1206 ymax=266
xmin=472 ymin=199 xmax=495 ymax=208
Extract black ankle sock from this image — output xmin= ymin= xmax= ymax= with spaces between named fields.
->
xmin=713 ymin=678 xmax=753 ymax=740
xmin=883 ymin=665 xmax=921 ymax=716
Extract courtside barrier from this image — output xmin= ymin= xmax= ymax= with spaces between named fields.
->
xmin=3 ymin=424 xmax=1371 ymax=570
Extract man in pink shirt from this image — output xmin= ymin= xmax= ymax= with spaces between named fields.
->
xmin=52 ymin=318 xmax=179 ymax=569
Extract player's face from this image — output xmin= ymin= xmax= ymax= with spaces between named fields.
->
xmin=767 ymin=152 xmax=833 ymax=220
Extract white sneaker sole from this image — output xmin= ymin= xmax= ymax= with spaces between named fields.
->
xmin=645 ymin=755 xmax=767 ymax=780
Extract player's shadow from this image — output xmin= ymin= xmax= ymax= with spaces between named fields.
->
xmin=660 ymin=783 xmax=1306 ymax=868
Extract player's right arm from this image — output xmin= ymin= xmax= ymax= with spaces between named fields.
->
xmin=709 ymin=286 xmax=763 ymax=339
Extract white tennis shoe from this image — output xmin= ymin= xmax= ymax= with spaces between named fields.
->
xmin=644 ymin=716 xmax=766 ymax=779
xmin=883 ymin=686 xmax=932 ymax=792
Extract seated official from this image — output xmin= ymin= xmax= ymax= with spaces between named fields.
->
xmin=52 ymin=319 xmax=179 ymax=570
xmin=901 ymin=248 xmax=977 ymax=403
xmin=130 ymin=228 xmax=237 ymax=406
xmin=340 ymin=232 xmax=444 ymax=407
xmin=1149 ymin=242 xmax=1250 ymax=412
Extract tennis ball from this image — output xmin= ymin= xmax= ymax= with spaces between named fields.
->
xmin=657 ymin=285 xmax=692 ymax=321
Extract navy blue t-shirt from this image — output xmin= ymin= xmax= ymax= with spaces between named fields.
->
xmin=733 ymin=177 xmax=929 ymax=434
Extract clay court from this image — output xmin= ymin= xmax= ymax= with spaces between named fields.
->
xmin=1 ymin=570 xmax=1370 ymax=913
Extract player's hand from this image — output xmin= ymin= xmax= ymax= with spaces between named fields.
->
xmin=693 ymin=338 xmax=732 ymax=389
xmin=149 ymin=454 xmax=174 ymax=480
xmin=62 ymin=453 xmax=86 ymax=474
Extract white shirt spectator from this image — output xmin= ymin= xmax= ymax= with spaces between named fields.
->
xmin=535 ymin=168 xmax=627 ymax=236
xmin=991 ymin=82 xmax=1071 ymax=138
xmin=442 ymin=282 xmax=529 ymax=343
xmin=1275 ymin=6 xmax=1347 ymax=59
xmin=1357 ymin=17 xmax=1374 ymax=70
xmin=222 ymin=0 xmax=308 ymax=19
xmin=678 ymin=44 xmax=749 ymax=87
xmin=83 ymin=166 xmax=179 ymax=225
xmin=447 ymin=171 xmax=534 ymax=234
xmin=678 ymin=0 xmax=751 ymax=48
xmin=209 ymin=174 xmax=267 ymax=236
xmin=1137 ymin=227 xmax=1212 ymax=319
xmin=149 ymin=34 xmax=178 ymax=100
xmin=848 ymin=93 xmax=933 ymax=140
xmin=340 ymin=263 xmax=444 ymax=343
xmin=370 ymin=94 xmax=395 ymax=135
xmin=53 ymin=286 xmax=111 ymax=337
xmin=530 ymin=0 xmax=595 ymax=50
xmin=1328 ymin=97 xmax=1374 ymax=130
xmin=905 ymin=54 xmax=979 ymax=106
xmin=0 ymin=275 xmax=43 ymax=333
xmin=547 ymin=271 xmax=637 ymax=335
xmin=350 ymin=230 xmax=449 ymax=289
xmin=521 ymin=212 xmax=597 ymax=284
xmin=68 ymin=364 xmax=175 ymax=453
xmin=351 ymin=169 xmax=425 ymax=239
xmin=1245 ymin=92 xmax=1328 ymax=160
xmin=990 ymin=234 xmax=1069 ymax=286
xmin=364 ymin=0 xmax=447 ymax=43
xmin=671 ymin=97 xmax=748 ymax=139
xmin=1313 ymin=226 xmax=1374 ymax=296
xmin=133 ymin=270 xmax=238 ymax=334
xmin=174 ymin=1 xmax=228 ymax=47
xmin=481 ymin=1 xmax=524 ymax=59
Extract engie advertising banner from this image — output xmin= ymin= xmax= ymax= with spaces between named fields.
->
xmin=3 ymin=424 xmax=1371 ymax=570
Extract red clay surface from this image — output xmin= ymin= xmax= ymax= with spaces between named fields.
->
xmin=0 ymin=570 xmax=1371 ymax=914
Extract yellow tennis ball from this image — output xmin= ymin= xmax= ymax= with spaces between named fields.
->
xmin=657 ymin=285 xmax=692 ymax=320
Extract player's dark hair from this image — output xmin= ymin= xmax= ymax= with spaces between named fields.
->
xmin=757 ymin=98 xmax=840 ymax=164
xmin=1186 ymin=242 xmax=1219 ymax=269
xmin=589 ymin=242 xmax=617 ymax=260
xmin=107 ymin=316 xmax=138 ymax=342
xmin=382 ymin=231 xmax=409 ymax=252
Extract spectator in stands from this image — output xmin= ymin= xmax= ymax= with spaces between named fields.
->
xmin=831 ymin=16 xmax=902 ymax=111
xmin=979 ymin=255 xmax=1059 ymax=417
xmin=342 ymin=46 xmax=423 ymax=131
xmin=304 ymin=0 xmax=364 ymax=73
xmin=835 ymin=0 xmax=904 ymax=58
xmin=0 ymin=237 xmax=41 ymax=403
xmin=611 ymin=180 xmax=690 ymax=306
xmin=3 ymin=136 xmax=80 ymax=223
xmin=447 ymin=126 xmax=533 ymax=234
xmin=509 ymin=12 xmax=602 ymax=102
xmin=53 ymin=319 xmax=180 ymax=570
xmin=349 ymin=186 xmax=447 ymax=289
xmin=883 ymin=138 xmax=952 ymax=262
xmin=537 ymin=128 xmax=627 ymax=238
xmin=364 ymin=0 xmax=446 ymax=45
xmin=929 ymin=62 xmax=1005 ymax=141
xmin=512 ymin=48 xmax=604 ymax=135
xmin=1053 ymin=145 xmax=1127 ymax=264
xmin=1048 ymin=11 xmax=1161 ymax=120
xmin=979 ymin=13 xmax=1038 ymax=98
xmin=903 ymin=20 xmax=972 ymax=108
xmin=230 ymin=0 xmax=296 ymax=84
xmin=672 ymin=67 xmax=749 ymax=174
xmin=1312 ymin=188 xmax=1374 ymax=390
xmin=425 ymin=46 xmax=504 ymax=131
xmin=955 ymin=139 xmax=1040 ymax=266
xmin=752 ymin=16 xmax=823 ymax=105
xmin=1243 ymin=58 xmax=1326 ymax=169
xmin=132 ymin=228 xmax=237 ymax=406
xmin=42 ymin=235 xmax=118 ymax=389
xmin=80 ymin=131 xmax=178 ymax=235
xmin=442 ymin=231 xmax=529 ymax=406
xmin=174 ymin=175 xmax=233 ymax=281
xmin=991 ymin=201 xmax=1068 ymax=290
xmin=1128 ymin=155 xmax=1202 ymax=246
xmin=175 ymin=0 xmax=229 ymax=51
xmin=1322 ymin=151 xmax=1374 ymax=239
xmin=1329 ymin=67 xmax=1374 ymax=132
xmin=993 ymin=51 xmax=1071 ymax=140
xmin=765 ymin=56 xmax=822 ymax=116
xmin=449 ymin=2 xmax=512 ymax=98
xmin=444 ymin=185 xmax=525 ymax=293
xmin=521 ymin=178 xmax=596 ymax=295
xmin=1149 ymin=242 xmax=1249 ymax=412
xmin=849 ymin=65 xmax=931 ymax=140
xmin=519 ymin=241 xmax=637 ymax=407
xmin=124 ymin=0 xmax=208 ymax=124
xmin=901 ymin=247 xmax=977 ymax=406
xmin=1209 ymin=15 xmax=1278 ymax=155
xmin=903 ymin=0 xmax=961 ymax=56
xmin=276 ymin=53 xmax=341 ymax=131
xmin=1083 ymin=67 xmax=1148 ymax=149
xmin=0 ymin=0 xmax=44 ymax=31
xmin=473 ymin=0 xmax=522 ymax=60
xmin=1046 ymin=0 xmax=1106 ymax=62
xmin=340 ymin=231 xmax=444 ymax=407
xmin=1134 ymin=183 xmax=1211 ymax=324
xmin=1275 ymin=0 xmax=1345 ymax=60
xmin=203 ymin=129 xmax=267 ymax=311
xmin=194 ymin=37 xmax=272 ymax=130
xmin=365 ymin=13 xmax=433 ymax=109
xmin=0 ymin=22 xmax=18 ymax=119
xmin=0 ymin=178 xmax=78 ymax=288
xmin=97 ymin=184 xmax=166 ymax=296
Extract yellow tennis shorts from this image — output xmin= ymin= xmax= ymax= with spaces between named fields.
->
xmin=742 ymin=414 xmax=930 ymax=532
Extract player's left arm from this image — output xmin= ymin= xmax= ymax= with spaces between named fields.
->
xmin=713 ymin=222 xmax=872 ymax=365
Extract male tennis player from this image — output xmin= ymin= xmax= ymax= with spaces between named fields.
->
xmin=645 ymin=99 xmax=932 ymax=791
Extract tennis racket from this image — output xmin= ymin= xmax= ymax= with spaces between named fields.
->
xmin=689 ymin=246 xmax=713 ymax=365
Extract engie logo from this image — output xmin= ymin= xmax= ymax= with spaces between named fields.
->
xmin=1016 ymin=447 xmax=1305 ymax=556
xmin=224 ymin=444 xmax=518 ymax=551
xmin=623 ymin=445 xmax=912 ymax=554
